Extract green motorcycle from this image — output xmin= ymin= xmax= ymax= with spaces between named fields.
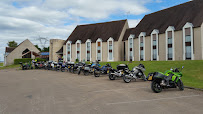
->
xmin=147 ymin=66 xmax=184 ymax=93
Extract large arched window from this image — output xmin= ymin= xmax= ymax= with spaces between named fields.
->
xmin=66 ymin=41 xmax=72 ymax=62
xmin=151 ymin=29 xmax=159 ymax=61
xmin=139 ymin=32 xmax=146 ymax=61
xmin=128 ymin=34 xmax=135 ymax=61
xmin=183 ymin=22 xmax=194 ymax=60
xmin=165 ymin=26 xmax=175 ymax=61
xmin=96 ymin=38 xmax=102 ymax=61
xmin=76 ymin=40 xmax=81 ymax=61
xmin=107 ymin=37 xmax=114 ymax=61
xmin=86 ymin=39 xmax=91 ymax=61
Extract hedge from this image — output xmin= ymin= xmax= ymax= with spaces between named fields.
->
xmin=14 ymin=58 xmax=46 ymax=64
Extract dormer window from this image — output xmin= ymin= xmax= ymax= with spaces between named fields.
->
xmin=151 ymin=29 xmax=159 ymax=61
xmin=166 ymin=26 xmax=175 ymax=61
xmin=86 ymin=39 xmax=91 ymax=61
xmin=108 ymin=38 xmax=114 ymax=61
xmin=139 ymin=32 xmax=146 ymax=61
xmin=66 ymin=41 xmax=72 ymax=62
xmin=183 ymin=23 xmax=194 ymax=60
xmin=76 ymin=40 xmax=81 ymax=61
xmin=96 ymin=38 xmax=102 ymax=61
xmin=128 ymin=34 xmax=134 ymax=61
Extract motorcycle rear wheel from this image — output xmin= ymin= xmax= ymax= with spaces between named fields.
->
xmin=123 ymin=75 xmax=132 ymax=83
xmin=151 ymin=80 xmax=162 ymax=93
xmin=94 ymin=70 xmax=100 ymax=77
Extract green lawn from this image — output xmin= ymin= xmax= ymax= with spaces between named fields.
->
xmin=0 ymin=63 xmax=3 ymax=66
xmin=0 ymin=64 xmax=20 ymax=70
xmin=99 ymin=60 xmax=203 ymax=89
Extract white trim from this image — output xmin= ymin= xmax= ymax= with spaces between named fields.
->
xmin=128 ymin=34 xmax=135 ymax=61
xmin=151 ymin=29 xmax=159 ymax=61
xmin=86 ymin=39 xmax=92 ymax=61
xmin=165 ymin=26 xmax=175 ymax=61
xmin=107 ymin=37 xmax=114 ymax=62
xmin=96 ymin=38 xmax=102 ymax=61
xmin=66 ymin=41 xmax=72 ymax=62
xmin=182 ymin=22 xmax=194 ymax=60
xmin=139 ymin=32 xmax=146 ymax=61
xmin=75 ymin=40 xmax=81 ymax=61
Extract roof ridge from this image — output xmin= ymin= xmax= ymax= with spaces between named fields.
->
xmin=77 ymin=19 xmax=127 ymax=27
xmin=145 ymin=0 xmax=193 ymax=16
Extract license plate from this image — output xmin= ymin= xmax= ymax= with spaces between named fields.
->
xmin=68 ymin=66 xmax=70 ymax=68
xmin=107 ymin=70 xmax=109 ymax=73
xmin=121 ymin=71 xmax=124 ymax=74
xmin=93 ymin=69 xmax=94 ymax=71
xmin=148 ymin=76 xmax=153 ymax=81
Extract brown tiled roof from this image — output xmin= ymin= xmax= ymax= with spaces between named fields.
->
xmin=64 ymin=19 xmax=127 ymax=44
xmin=123 ymin=0 xmax=203 ymax=41
xmin=122 ymin=28 xmax=134 ymax=41
xmin=5 ymin=47 xmax=16 ymax=53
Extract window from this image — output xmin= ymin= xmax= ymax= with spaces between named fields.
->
xmin=129 ymin=38 xmax=133 ymax=61
xmin=152 ymin=34 xmax=157 ymax=60
xmin=67 ymin=43 xmax=71 ymax=61
xmin=108 ymin=38 xmax=114 ymax=61
xmin=166 ymin=26 xmax=175 ymax=61
xmin=139 ymin=33 xmax=145 ymax=61
xmin=86 ymin=39 xmax=91 ymax=61
xmin=96 ymin=39 xmax=102 ymax=61
xmin=183 ymin=23 xmax=194 ymax=60
xmin=76 ymin=40 xmax=81 ymax=61
xmin=151 ymin=29 xmax=159 ymax=61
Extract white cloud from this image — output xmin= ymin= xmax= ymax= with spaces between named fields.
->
xmin=128 ymin=19 xmax=141 ymax=28
xmin=0 ymin=0 xmax=162 ymax=61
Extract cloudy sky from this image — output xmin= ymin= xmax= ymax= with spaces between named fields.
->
xmin=0 ymin=0 xmax=189 ymax=61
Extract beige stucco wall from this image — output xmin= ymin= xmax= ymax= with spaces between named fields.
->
xmin=49 ymin=39 xmax=64 ymax=62
xmin=145 ymin=36 xmax=151 ymax=61
xmin=174 ymin=30 xmax=183 ymax=60
xmin=5 ymin=39 xmax=40 ymax=66
xmin=159 ymin=34 xmax=166 ymax=61
xmin=193 ymin=27 xmax=202 ymax=60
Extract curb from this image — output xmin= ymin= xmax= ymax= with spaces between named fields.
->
xmin=185 ymin=86 xmax=203 ymax=91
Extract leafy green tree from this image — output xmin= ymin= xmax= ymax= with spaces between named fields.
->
xmin=41 ymin=47 xmax=49 ymax=52
xmin=34 ymin=45 xmax=42 ymax=51
xmin=7 ymin=41 xmax=18 ymax=47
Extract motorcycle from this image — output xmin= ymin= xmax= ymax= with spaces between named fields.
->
xmin=66 ymin=62 xmax=75 ymax=72
xmin=109 ymin=64 xmax=129 ymax=80
xmin=147 ymin=66 xmax=184 ymax=93
xmin=123 ymin=64 xmax=147 ymax=83
xmin=77 ymin=62 xmax=91 ymax=76
xmin=58 ymin=61 xmax=66 ymax=72
xmin=94 ymin=63 xmax=112 ymax=77
xmin=19 ymin=62 xmax=33 ymax=70
xmin=46 ymin=61 xmax=53 ymax=70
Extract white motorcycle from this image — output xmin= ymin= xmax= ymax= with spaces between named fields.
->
xmin=123 ymin=64 xmax=147 ymax=83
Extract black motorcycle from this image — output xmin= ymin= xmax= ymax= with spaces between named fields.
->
xmin=19 ymin=62 xmax=33 ymax=70
xmin=77 ymin=62 xmax=91 ymax=76
xmin=94 ymin=63 xmax=112 ymax=77
xmin=109 ymin=64 xmax=129 ymax=80
xmin=123 ymin=64 xmax=147 ymax=83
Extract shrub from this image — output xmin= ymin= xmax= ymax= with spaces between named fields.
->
xmin=14 ymin=58 xmax=46 ymax=64
xmin=14 ymin=58 xmax=32 ymax=64
xmin=75 ymin=59 xmax=79 ymax=63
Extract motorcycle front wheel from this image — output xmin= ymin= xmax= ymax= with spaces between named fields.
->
xmin=78 ymin=69 xmax=81 ymax=75
xmin=94 ymin=70 xmax=100 ymax=77
xmin=177 ymin=80 xmax=184 ymax=91
xmin=109 ymin=71 xmax=116 ymax=80
xmin=123 ymin=75 xmax=132 ymax=83
xmin=151 ymin=80 xmax=162 ymax=93
xmin=84 ymin=71 xmax=89 ymax=76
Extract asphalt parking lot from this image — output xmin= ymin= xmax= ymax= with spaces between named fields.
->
xmin=0 ymin=69 xmax=203 ymax=114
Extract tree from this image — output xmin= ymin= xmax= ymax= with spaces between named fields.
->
xmin=41 ymin=47 xmax=49 ymax=52
xmin=35 ymin=45 xmax=42 ymax=51
xmin=7 ymin=41 xmax=18 ymax=47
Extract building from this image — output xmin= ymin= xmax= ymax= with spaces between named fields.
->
xmin=4 ymin=39 xmax=40 ymax=66
xmin=123 ymin=0 xmax=203 ymax=61
xmin=39 ymin=52 xmax=49 ymax=61
xmin=58 ymin=19 xmax=129 ymax=62
xmin=49 ymin=0 xmax=203 ymax=62
xmin=49 ymin=39 xmax=65 ymax=62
